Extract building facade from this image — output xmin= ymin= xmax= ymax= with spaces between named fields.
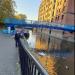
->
xmin=38 ymin=0 xmax=74 ymax=51
xmin=38 ymin=0 xmax=55 ymax=22
xmin=38 ymin=0 xmax=74 ymax=25
xmin=53 ymin=0 xmax=74 ymax=25
xmin=38 ymin=0 xmax=74 ymax=37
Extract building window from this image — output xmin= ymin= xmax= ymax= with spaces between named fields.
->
xmin=64 ymin=0 xmax=66 ymax=2
xmin=51 ymin=19 xmax=53 ymax=22
xmin=59 ymin=9 xmax=60 ymax=13
xmin=61 ymin=15 xmax=64 ymax=20
xmin=54 ymin=0 xmax=56 ymax=3
xmin=56 ymin=17 xmax=57 ymax=20
xmin=58 ymin=16 xmax=59 ymax=20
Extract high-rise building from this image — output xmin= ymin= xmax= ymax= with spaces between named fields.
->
xmin=38 ymin=0 xmax=74 ymax=37
xmin=38 ymin=0 xmax=55 ymax=22
xmin=53 ymin=0 xmax=74 ymax=38
xmin=38 ymin=0 xmax=74 ymax=24
xmin=53 ymin=0 xmax=74 ymax=25
xmin=38 ymin=0 xmax=74 ymax=50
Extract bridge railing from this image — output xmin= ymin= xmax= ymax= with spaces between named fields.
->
xmin=1 ymin=18 xmax=74 ymax=32
xmin=18 ymin=38 xmax=48 ymax=75
xmin=25 ymin=20 xmax=63 ymax=26
xmin=25 ymin=20 xmax=74 ymax=32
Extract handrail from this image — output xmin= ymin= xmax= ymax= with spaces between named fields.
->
xmin=3 ymin=22 xmax=74 ymax=32
xmin=1 ymin=18 xmax=75 ymax=32
xmin=18 ymin=38 xmax=49 ymax=75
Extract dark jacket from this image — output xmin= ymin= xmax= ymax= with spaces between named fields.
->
xmin=14 ymin=33 xmax=20 ymax=40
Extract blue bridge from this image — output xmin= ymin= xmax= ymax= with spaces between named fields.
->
xmin=1 ymin=18 xmax=75 ymax=32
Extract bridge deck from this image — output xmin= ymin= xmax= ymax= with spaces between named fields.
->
xmin=0 ymin=34 xmax=21 ymax=75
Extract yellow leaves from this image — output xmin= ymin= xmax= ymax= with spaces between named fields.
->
xmin=15 ymin=14 xmax=27 ymax=20
xmin=38 ymin=56 xmax=57 ymax=75
xmin=0 ymin=0 xmax=15 ymax=18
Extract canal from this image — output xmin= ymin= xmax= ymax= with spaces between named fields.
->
xmin=26 ymin=30 xmax=74 ymax=75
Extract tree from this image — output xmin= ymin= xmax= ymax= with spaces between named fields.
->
xmin=15 ymin=14 xmax=27 ymax=20
xmin=0 ymin=0 xmax=15 ymax=18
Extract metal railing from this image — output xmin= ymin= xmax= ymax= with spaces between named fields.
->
xmin=18 ymin=38 xmax=48 ymax=75
xmin=1 ymin=18 xmax=74 ymax=32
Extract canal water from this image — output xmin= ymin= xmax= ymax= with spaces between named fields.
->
xmin=27 ymin=30 xmax=74 ymax=75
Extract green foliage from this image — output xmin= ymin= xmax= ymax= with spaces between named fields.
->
xmin=15 ymin=14 xmax=27 ymax=20
xmin=0 ymin=0 xmax=15 ymax=18
xmin=0 ymin=0 xmax=16 ymax=27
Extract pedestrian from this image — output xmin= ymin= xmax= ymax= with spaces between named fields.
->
xmin=14 ymin=31 xmax=20 ymax=47
xmin=20 ymin=29 xmax=24 ymax=38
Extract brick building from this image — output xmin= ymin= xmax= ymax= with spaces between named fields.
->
xmin=38 ymin=0 xmax=74 ymax=37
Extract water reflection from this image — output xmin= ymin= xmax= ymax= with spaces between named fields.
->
xmin=27 ymin=31 xmax=36 ymax=48
xmin=35 ymin=35 xmax=48 ymax=50
xmin=38 ymin=55 xmax=57 ymax=75
xmin=27 ymin=30 xmax=74 ymax=75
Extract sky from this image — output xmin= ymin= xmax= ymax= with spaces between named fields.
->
xmin=14 ymin=0 xmax=41 ymax=20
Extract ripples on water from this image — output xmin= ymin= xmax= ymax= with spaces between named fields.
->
xmin=27 ymin=30 xmax=74 ymax=75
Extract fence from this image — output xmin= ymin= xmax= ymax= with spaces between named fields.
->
xmin=18 ymin=38 xmax=48 ymax=75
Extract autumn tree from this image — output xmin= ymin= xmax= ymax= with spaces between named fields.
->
xmin=15 ymin=14 xmax=27 ymax=20
xmin=0 ymin=0 xmax=15 ymax=18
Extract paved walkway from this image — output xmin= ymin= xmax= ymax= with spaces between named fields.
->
xmin=0 ymin=34 xmax=21 ymax=75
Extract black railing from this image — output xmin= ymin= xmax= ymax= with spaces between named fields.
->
xmin=18 ymin=39 xmax=48 ymax=75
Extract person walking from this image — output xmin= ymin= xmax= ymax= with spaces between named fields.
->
xmin=14 ymin=31 xmax=20 ymax=47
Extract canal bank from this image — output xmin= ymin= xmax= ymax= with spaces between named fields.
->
xmin=26 ymin=30 xmax=74 ymax=75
